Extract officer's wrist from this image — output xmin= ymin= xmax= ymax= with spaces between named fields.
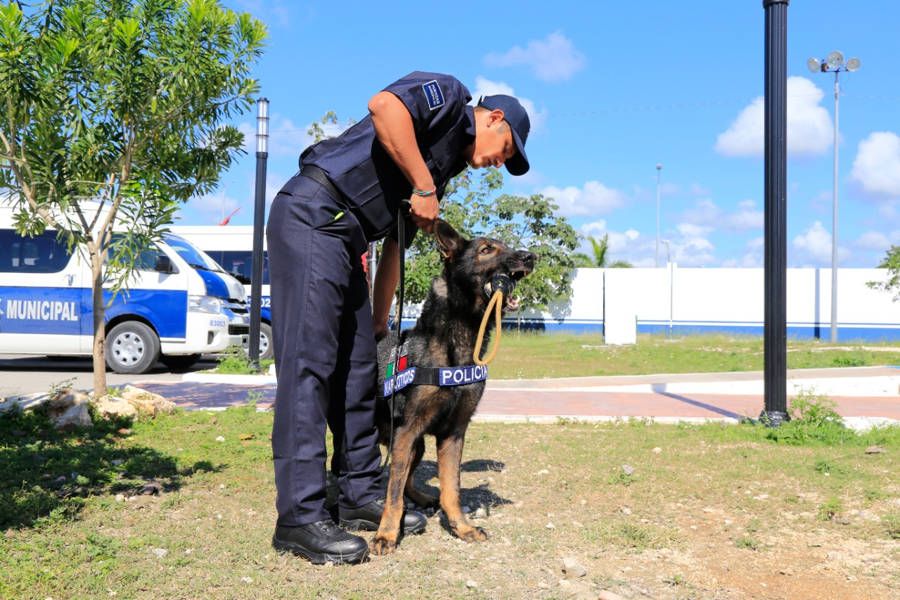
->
xmin=412 ymin=186 xmax=436 ymax=197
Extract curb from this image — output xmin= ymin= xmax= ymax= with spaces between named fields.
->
xmin=180 ymin=372 xmax=900 ymax=398
xmin=470 ymin=414 xmax=899 ymax=431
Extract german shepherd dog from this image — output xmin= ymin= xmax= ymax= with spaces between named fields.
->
xmin=370 ymin=220 xmax=536 ymax=555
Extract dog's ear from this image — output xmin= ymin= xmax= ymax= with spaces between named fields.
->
xmin=433 ymin=219 xmax=463 ymax=260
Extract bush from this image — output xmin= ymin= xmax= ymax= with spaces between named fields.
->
xmin=215 ymin=346 xmax=258 ymax=374
xmin=763 ymin=389 xmax=857 ymax=446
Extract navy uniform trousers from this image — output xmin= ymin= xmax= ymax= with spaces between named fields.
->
xmin=266 ymin=173 xmax=383 ymax=527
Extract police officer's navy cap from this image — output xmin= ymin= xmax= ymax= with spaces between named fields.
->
xmin=477 ymin=95 xmax=530 ymax=176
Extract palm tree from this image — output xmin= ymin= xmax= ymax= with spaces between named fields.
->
xmin=583 ymin=234 xmax=632 ymax=268
xmin=589 ymin=234 xmax=609 ymax=267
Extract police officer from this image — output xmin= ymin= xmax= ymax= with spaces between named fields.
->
xmin=267 ymin=71 xmax=531 ymax=564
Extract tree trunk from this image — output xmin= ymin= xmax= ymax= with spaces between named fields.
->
xmin=90 ymin=245 xmax=107 ymax=397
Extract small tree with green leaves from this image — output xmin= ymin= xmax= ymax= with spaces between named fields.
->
xmin=403 ymin=168 xmax=579 ymax=314
xmin=868 ymin=245 xmax=900 ymax=301
xmin=306 ymin=111 xmax=355 ymax=144
xmin=0 ymin=0 xmax=265 ymax=394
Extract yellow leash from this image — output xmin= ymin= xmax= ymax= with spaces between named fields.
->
xmin=473 ymin=290 xmax=504 ymax=366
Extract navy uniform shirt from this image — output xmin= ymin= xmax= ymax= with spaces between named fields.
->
xmin=300 ymin=71 xmax=475 ymax=245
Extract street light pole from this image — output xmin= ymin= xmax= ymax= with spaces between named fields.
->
xmin=761 ymin=0 xmax=789 ymax=427
xmin=655 ymin=163 xmax=662 ymax=268
xmin=249 ymin=97 xmax=269 ymax=369
xmin=808 ymin=51 xmax=860 ymax=343
xmin=831 ymin=71 xmax=839 ymax=343
xmin=661 ymin=239 xmax=673 ymax=337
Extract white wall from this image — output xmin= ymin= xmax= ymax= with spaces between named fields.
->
xmin=521 ymin=267 xmax=900 ymax=341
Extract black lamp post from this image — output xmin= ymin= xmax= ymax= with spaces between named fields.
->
xmin=249 ymin=97 xmax=269 ymax=369
xmin=761 ymin=0 xmax=789 ymax=426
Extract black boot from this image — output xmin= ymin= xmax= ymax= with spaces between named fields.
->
xmin=339 ymin=498 xmax=427 ymax=534
xmin=272 ymin=520 xmax=368 ymax=565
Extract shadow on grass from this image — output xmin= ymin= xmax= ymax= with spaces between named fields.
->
xmin=0 ymin=411 xmax=222 ymax=530
xmin=410 ymin=459 xmax=512 ymax=513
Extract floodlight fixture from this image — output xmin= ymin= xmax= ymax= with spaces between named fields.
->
xmin=826 ymin=50 xmax=844 ymax=70
xmin=807 ymin=57 xmax=821 ymax=73
xmin=846 ymin=57 xmax=861 ymax=72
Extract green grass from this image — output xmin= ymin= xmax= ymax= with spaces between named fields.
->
xmin=486 ymin=332 xmax=900 ymax=378
xmin=214 ymin=345 xmax=275 ymax=374
xmin=1 ymin=404 xmax=898 ymax=599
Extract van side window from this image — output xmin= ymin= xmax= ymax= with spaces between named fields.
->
xmin=0 ymin=229 xmax=73 ymax=273
xmin=108 ymin=234 xmax=164 ymax=271
xmin=206 ymin=250 xmax=269 ymax=285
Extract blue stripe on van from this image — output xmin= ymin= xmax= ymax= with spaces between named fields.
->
xmin=0 ymin=286 xmax=188 ymax=339
xmin=103 ymin=289 xmax=187 ymax=339
xmin=0 ymin=287 xmax=82 ymax=334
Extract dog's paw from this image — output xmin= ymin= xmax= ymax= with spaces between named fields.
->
xmin=455 ymin=525 xmax=489 ymax=543
xmin=370 ymin=535 xmax=398 ymax=555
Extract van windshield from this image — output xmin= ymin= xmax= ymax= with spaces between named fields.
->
xmin=163 ymin=234 xmax=226 ymax=273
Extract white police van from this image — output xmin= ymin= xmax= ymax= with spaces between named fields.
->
xmin=0 ymin=207 xmax=249 ymax=373
xmin=170 ymin=225 xmax=273 ymax=360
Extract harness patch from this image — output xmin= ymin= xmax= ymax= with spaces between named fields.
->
xmin=422 ymin=80 xmax=444 ymax=110
xmin=438 ymin=365 xmax=488 ymax=386
xmin=384 ymin=367 xmax=417 ymax=396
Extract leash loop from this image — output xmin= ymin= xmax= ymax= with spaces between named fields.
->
xmin=473 ymin=289 xmax=504 ymax=366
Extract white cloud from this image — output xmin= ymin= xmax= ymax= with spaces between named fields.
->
xmin=792 ymin=221 xmax=832 ymax=264
xmin=472 ymin=77 xmax=547 ymax=133
xmin=576 ymin=223 xmax=648 ymax=265
xmin=188 ymin=191 xmax=241 ymax=224
xmin=689 ymin=183 xmax=711 ymax=197
xmin=232 ymin=0 xmax=291 ymax=27
xmin=721 ymin=237 xmax=765 ymax=268
xmin=676 ymin=222 xmax=712 ymax=238
xmin=484 ymin=31 xmax=586 ymax=83
xmin=240 ymin=114 xmax=352 ymax=157
xmin=580 ymin=220 xmax=608 ymax=237
xmin=729 ymin=200 xmax=764 ymax=230
xmin=540 ymin=181 xmax=625 ymax=217
xmin=182 ymin=171 xmax=286 ymax=225
xmin=715 ymin=77 xmax=832 ymax=157
xmin=679 ymin=198 xmax=763 ymax=232
xmin=855 ymin=230 xmax=890 ymax=251
xmin=851 ymin=131 xmax=900 ymax=197
xmin=674 ymin=236 xmax=715 ymax=267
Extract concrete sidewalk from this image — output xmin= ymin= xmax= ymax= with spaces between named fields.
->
xmin=137 ymin=366 xmax=900 ymax=430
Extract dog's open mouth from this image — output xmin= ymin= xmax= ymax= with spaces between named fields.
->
xmin=483 ymin=266 xmax=532 ymax=312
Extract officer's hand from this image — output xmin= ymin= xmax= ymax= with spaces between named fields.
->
xmin=409 ymin=194 xmax=439 ymax=233
xmin=374 ymin=323 xmax=388 ymax=342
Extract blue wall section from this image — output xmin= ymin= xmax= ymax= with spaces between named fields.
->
xmin=395 ymin=317 xmax=900 ymax=342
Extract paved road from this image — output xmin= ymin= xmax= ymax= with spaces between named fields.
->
xmin=4 ymin=355 xmax=897 ymax=425
xmin=129 ymin=367 xmax=900 ymax=427
xmin=120 ymin=379 xmax=900 ymax=425
xmin=0 ymin=354 xmax=219 ymax=398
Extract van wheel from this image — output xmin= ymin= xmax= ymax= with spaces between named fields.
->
xmin=259 ymin=322 xmax=274 ymax=361
xmin=160 ymin=354 xmax=202 ymax=371
xmin=105 ymin=321 xmax=160 ymax=374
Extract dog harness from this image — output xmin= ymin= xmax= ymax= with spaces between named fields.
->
xmin=382 ymin=363 xmax=489 ymax=397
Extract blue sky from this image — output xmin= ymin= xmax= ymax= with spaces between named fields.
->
xmin=178 ymin=0 xmax=900 ymax=268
